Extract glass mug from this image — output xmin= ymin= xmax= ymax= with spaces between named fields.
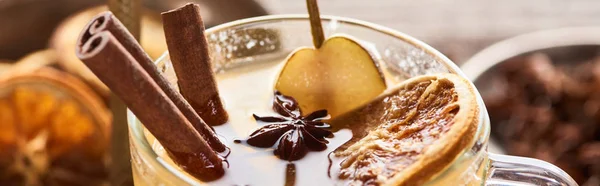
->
xmin=127 ymin=15 xmax=578 ymax=186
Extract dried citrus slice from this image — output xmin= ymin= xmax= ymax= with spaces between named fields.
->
xmin=13 ymin=50 xmax=58 ymax=72
xmin=0 ymin=61 xmax=11 ymax=76
xmin=0 ymin=67 xmax=110 ymax=185
xmin=332 ymin=74 xmax=479 ymax=186
xmin=0 ymin=49 xmax=58 ymax=78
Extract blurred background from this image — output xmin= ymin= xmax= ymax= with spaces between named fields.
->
xmin=0 ymin=0 xmax=599 ymax=185
xmin=5 ymin=0 xmax=600 ymax=62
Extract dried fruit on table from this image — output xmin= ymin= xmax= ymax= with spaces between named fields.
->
xmin=0 ymin=67 xmax=111 ymax=186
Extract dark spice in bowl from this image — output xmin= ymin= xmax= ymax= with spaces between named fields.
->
xmin=476 ymin=46 xmax=600 ymax=185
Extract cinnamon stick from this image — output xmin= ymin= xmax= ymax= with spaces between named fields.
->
xmin=75 ymin=31 xmax=224 ymax=181
xmin=306 ymin=0 xmax=325 ymax=49
xmin=162 ymin=3 xmax=229 ymax=126
xmin=79 ymin=12 xmax=227 ymax=152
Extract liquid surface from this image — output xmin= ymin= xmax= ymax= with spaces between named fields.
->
xmin=146 ymin=59 xmax=478 ymax=186
xmin=151 ymin=60 xmax=353 ymax=186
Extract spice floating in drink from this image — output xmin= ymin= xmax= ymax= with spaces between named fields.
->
xmin=330 ymin=74 xmax=479 ymax=186
xmin=162 ymin=3 xmax=229 ymax=126
xmin=75 ymin=11 xmax=227 ymax=181
xmin=236 ymin=91 xmax=333 ymax=161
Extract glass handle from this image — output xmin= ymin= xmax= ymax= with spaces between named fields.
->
xmin=485 ymin=153 xmax=579 ymax=186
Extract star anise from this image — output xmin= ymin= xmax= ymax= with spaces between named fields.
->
xmin=239 ymin=91 xmax=333 ymax=161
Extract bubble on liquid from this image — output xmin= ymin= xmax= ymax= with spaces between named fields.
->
xmin=383 ymin=44 xmax=448 ymax=79
xmin=205 ymin=28 xmax=282 ymax=72
xmin=246 ymin=40 xmax=256 ymax=49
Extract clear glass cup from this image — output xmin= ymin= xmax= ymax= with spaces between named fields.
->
xmin=127 ymin=15 xmax=578 ymax=186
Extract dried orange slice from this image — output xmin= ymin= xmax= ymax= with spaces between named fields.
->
xmin=0 ymin=49 xmax=58 ymax=78
xmin=332 ymin=74 xmax=479 ymax=186
xmin=0 ymin=61 xmax=11 ymax=76
xmin=12 ymin=50 xmax=58 ymax=72
xmin=0 ymin=67 xmax=110 ymax=185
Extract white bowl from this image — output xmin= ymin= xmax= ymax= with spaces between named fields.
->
xmin=461 ymin=26 xmax=600 ymax=155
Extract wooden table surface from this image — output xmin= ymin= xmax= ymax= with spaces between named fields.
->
xmin=256 ymin=0 xmax=600 ymax=64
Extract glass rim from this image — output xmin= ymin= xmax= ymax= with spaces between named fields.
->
xmin=129 ymin=14 xmax=489 ymax=184
xmin=462 ymin=26 xmax=600 ymax=81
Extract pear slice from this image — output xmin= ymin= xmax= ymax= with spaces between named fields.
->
xmin=274 ymin=0 xmax=387 ymax=119
xmin=275 ymin=35 xmax=386 ymax=118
